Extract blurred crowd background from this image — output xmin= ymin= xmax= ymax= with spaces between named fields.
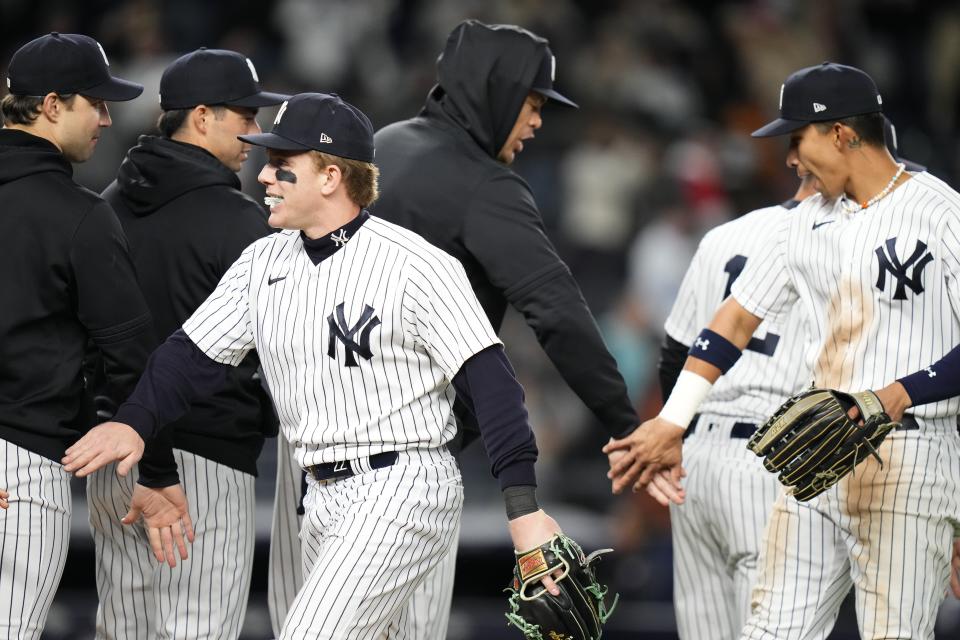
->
xmin=4 ymin=0 xmax=960 ymax=637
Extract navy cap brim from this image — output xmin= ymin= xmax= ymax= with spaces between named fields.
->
xmin=238 ymin=131 xmax=312 ymax=151
xmin=533 ymin=87 xmax=578 ymax=109
xmin=226 ymin=90 xmax=291 ymax=108
xmin=82 ymin=76 xmax=144 ymax=102
xmin=751 ymin=117 xmax=810 ymax=138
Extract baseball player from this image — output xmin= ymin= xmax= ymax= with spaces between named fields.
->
xmin=0 ymin=33 xmax=153 ymax=638
xmin=653 ymin=172 xmax=817 ymax=639
xmin=267 ymin=20 xmax=641 ymax=638
xmin=608 ymin=62 xmax=960 ymax=639
xmin=85 ymin=48 xmax=286 ymax=640
xmin=61 ymin=92 xmax=567 ymax=639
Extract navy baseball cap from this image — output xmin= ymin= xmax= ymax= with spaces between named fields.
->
xmin=159 ymin=48 xmax=289 ymax=110
xmin=6 ymin=32 xmax=143 ymax=101
xmin=752 ymin=62 xmax=883 ymax=137
xmin=531 ymin=47 xmax=578 ymax=108
xmin=882 ymin=116 xmax=926 ymax=173
xmin=239 ymin=93 xmax=375 ymax=162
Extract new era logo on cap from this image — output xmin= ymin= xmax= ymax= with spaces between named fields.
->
xmin=753 ymin=62 xmax=883 ymax=138
xmin=320 ymin=133 xmax=333 ymax=144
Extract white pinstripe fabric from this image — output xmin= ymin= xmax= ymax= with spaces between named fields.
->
xmin=664 ymin=203 xmax=812 ymax=639
xmin=284 ymin=447 xmax=462 ymax=639
xmin=729 ymin=173 xmax=960 ymax=638
xmin=269 ymin=430 xmax=305 ymax=636
xmin=269 ymin=431 xmax=460 ymax=640
xmin=87 ymin=449 xmax=255 ymax=640
xmin=742 ymin=423 xmax=960 ymax=639
xmin=0 ymin=440 xmax=71 ymax=640
xmin=670 ymin=419 xmax=784 ymax=640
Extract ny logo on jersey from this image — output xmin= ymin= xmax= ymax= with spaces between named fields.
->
xmin=327 ymin=302 xmax=381 ymax=367
xmin=694 ymin=337 xmax=710 ymax=351
xmin=875 ymin=237 xmax=933 ymax=300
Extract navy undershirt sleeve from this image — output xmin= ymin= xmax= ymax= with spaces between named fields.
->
xmin=114 ymin=329 xmax=231 ymax=441
xmin=897 ymin=343 xmax=960 ymax=407
xmin=452 ymin=345 xmax=538 ymax=490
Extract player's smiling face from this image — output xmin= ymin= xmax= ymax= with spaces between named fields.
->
xmin=259 ymin=149 xmax=324 ymax=230
xmin=788 ymin=125 xmax=844 ymax=199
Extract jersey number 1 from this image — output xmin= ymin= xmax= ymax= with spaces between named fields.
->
xmin=723 ymin=255 xmax=780 ymax=357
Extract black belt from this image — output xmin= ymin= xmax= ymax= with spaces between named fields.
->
xmin=898 ymin=414 xmax=919 ymax=430
xmin=685 ymin=414 xmax=756 ymax=439
xmin=307 ymin=451 xmax=399 ymax=482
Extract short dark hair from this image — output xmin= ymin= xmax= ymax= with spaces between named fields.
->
xmin=1 ymin=93 xmax=75 ymax=125
xmin=813 ymin=112 xmax=885 ymax=147
xmin=156 ymin=104 xmax=228 ymax=138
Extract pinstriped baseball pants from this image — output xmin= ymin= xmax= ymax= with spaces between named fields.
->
xmin=670 ymin=416 xmax=783 ymax=640
xmin=279 ymin=447 xmax=462 ymax=639
xmin=87 ymin=449 xmax=255 ymax=640
xmin=741 ymin=420 xmax=960 ymax=640
xmin=0 ymin=439 xmax=71 ymax=640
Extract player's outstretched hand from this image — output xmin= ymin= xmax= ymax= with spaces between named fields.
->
xmin=62 ymin=421 xmax=144 ymax=477
xmin=508 ymin=510 xmax=564 ymax=596
xmin=951 ymin=538 xmax=960 ymax=599
xmin=123 ymin=483 xmax=196 ymax=568
xmin=603 ymin=418 xmax=685 ymax=494
xmin=0 ymin=489 xmax=8 ymax=509
xmin=642 ymin=466 xmax=686 ymax=506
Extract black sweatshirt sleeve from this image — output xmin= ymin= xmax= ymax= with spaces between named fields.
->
xmin=452 ymin=345 xmax=538 ymax=489
xmin=463 ymin=174 xmax=639 ymax=439
xmin=113 ymin=330 xmax=231 ymax=441
xmin=71 ymin=201 xmax=157 ymax=403
xmin=658 ymin=333 xmax=690 ymax=404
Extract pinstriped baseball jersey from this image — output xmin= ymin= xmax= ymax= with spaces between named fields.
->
xmin=733 ymin=171 xmax=960 ymax=417
xmin=665 ymin=204 xmax=812 ymax=423
xmin=183 ymin=215 xmax=501 ymax=469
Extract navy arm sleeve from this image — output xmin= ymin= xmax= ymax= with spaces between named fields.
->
xmin=658 ymin=332 xmax=690 ymax=404
xmin=114 ymin=329 xmax=231 ymax=441
xmin=452 ymin=345 xmax=538 ymax=490
xmin=463 ymin=174 xmax=639 ymax=439
xmin=897 ymin=344 xmax=960 ymax=407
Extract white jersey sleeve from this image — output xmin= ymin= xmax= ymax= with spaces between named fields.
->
xmin=402 ymin=254 xmax=501 ymax=381
xmin=731 ymin=213 xmax=799 ymax=323
xmin=183 ymin=242 xmax=257 ymax=366
xmin=943 ymin=208 xmax=960 ymax=319
xmin=664 ymin=246 xmax=706 ymax=345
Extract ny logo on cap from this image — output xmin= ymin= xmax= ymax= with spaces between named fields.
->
xmin=245 ymin=58 xmax=259 ymax=82
xmin=320 ymin=133 xmax=333 ymax=144
xmin=550 ymin=54 xmax=556 ymax=81
xmin=96 ymin=41 xmax=110 ymax=66
xmin=274 ymin=101 xmax=288 ymax=125
xmin=813 ymin=102 xmax=827 ymax=113
xmin=778 ymin=84 xmax=784 ymax=110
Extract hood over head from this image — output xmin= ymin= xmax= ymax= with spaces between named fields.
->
xmin=0 ymin=129 xmax=73 ymax=185
xmin=115 ymin=135 xmax=242 ymax=215
xmin=428 ymin=20 xmax=568 ymax=158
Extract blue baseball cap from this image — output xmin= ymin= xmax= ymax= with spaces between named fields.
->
xmin=159 ymin=48 xmax=288 ymax=110
xmin=239 ymin=92 xmax=375 ymax=162
xmin=7 ymin=32 xmax=143 ymax=101
xmin=752 ymin=62 xmax=883 ymax=137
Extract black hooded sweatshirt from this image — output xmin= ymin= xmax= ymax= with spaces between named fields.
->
xmin=371 ymin=21 xmax=639 ymax=440
xmin=101 ymin=135 xmax=277 ymax=476
xmin=0 ymin=129 xmax=155 ymax=460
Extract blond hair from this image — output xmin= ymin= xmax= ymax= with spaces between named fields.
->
xmin=311 ymin=151 xmax=379 ymax=208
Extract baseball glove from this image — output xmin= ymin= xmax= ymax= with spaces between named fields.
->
xmin=747 ymin=388 xmax=899 ymax=501
xmin=504 ymin=533 xmax=618 ymax=640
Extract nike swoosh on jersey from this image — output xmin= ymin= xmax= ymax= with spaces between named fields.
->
xmin=812 ymin=220 xmax=834 ymax=230
xmin=268 ymin=276 xmax=287 ymax=285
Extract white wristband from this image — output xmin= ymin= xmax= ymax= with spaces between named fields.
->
xmin=659 ymin=370 xmax=713 ymax=429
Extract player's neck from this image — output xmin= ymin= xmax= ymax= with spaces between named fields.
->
xmin=843 ymin=150 xmax=909 ymax=207
xmin=301 ymin=201 xmax=362 ymax=240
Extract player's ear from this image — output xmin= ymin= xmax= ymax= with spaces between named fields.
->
xmin=319 ymin=164 xmax=342 ymax=195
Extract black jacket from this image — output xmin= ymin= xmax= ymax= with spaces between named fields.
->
xmin=371 ymin=22 xmax=638 ymax=439
xmin=101 ymin=135 xmax=277 ymax=475
xmin=0 ymin=129 xmax=155 ymax=460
